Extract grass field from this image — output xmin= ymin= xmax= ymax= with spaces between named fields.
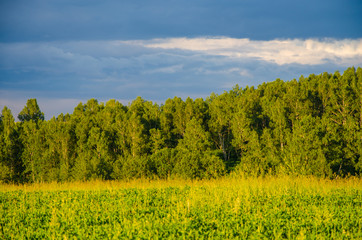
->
xmin=1 ymin=176 xmax=361 ymax=239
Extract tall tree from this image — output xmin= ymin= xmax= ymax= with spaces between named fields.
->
xmin=18 ymin=99 xmax=44 ymax=122
xmin=208 ymin=91 xmax=235 ymax=163
xmin=321 ymin=68 xmax=360 ymax=175
xmin=20 ymin=120 xmax=47 ymax=182
xmin=175 ymin=118 xmax=225 ymax=178
xmin=231 ymin=86 xmax=267 ymax=175
xmin=0 ymin=107 xmax=23 ymax=182
xmin=283 ymin=115 xmax=329 ymax=176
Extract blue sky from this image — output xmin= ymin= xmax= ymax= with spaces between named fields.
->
xmin=1 ymin=0 xmax=362 ymax=119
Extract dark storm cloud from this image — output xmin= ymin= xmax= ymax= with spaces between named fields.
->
xmin=1 ymin=0 xmax=361 ymax=42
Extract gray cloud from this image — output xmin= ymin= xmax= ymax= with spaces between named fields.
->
xmin=0 ymin=38 xmax=360 ymax=119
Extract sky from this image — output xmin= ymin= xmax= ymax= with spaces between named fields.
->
xmin=1 ymin=0 xmax=362 ymax=120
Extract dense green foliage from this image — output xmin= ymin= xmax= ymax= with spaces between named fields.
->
xmin=0 ymin=67 xmax=361 ymax=182
xmin=1 ymin=177 xmax=361 ymax=239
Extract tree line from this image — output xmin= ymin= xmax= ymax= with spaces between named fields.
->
xmin=0 ymin=67 xmax=361 ymax=182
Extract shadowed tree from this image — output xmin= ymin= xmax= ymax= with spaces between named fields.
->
xmin=0 ymin=107 xmax=23 ymax=182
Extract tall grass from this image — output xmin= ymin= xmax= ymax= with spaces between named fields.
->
xmin=1 ymin=176 xmax=361 ymax=239
xmin=1 ymin=175 xmax=360 ymax=192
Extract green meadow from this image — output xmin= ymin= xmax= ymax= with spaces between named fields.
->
xmin=1 ymin=67 xmax=361 ymax=238
xmin=1 ymin=176 xmax=361 ymax=239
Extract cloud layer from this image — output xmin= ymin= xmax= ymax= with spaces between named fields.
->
xmin=1 ymin=37 xmax=361 ymax=119
xmin=134 ymin=38 xmax=362 ymax=65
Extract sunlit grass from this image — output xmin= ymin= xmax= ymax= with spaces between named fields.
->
xmin=1 ymin=176 xmax=361 ymax=239
xmin=1 ymin=175 xmax=360 ymax=192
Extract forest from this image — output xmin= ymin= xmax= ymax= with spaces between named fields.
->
xmin=0 ymin=67 xmax=361 ymax=183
